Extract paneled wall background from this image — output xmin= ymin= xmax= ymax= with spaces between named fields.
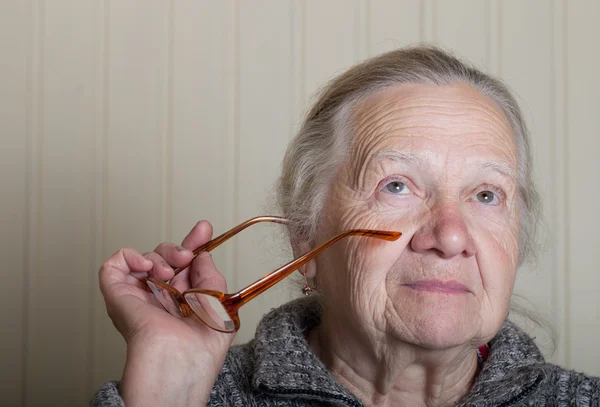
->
xmin=1 ymin=1 xmax=598 ymax=405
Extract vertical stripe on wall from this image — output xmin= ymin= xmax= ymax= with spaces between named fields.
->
xmin=24 ymin=1 xmax=43 ymax=404
xmin=160 ymin=0 xmax=173 ymax=244
xmin=551 ymin=0 xmax=568 ymax=368
xmin=434 ymin=0 xmax=488 ymax=68
xmin=500 ymin=0 xmax=559 ymax=362
xmin=26 ymin=0 xmax=97 ymax=404
xmin=0 ymin=1 xmax=30 ymax=405
xmin=91 ymin=0 xmax=109 ymax=392
xmin=485 ymin=0 xmax=500 ymax=76
xmin=420 ymin=0 xmax=435 ymax=42
xmin=369 ymin=0 xmax=421 ymax=56
xmin=567 ymin=0 xmax=600 ymax=375
xmin=170 ymin=0 xmax=237 ymax=320
xmin=93 ymin=0 xmax=167 ymax=391
xmin=235 ymin=0 xmax=296 ymax=343
xmin=304 ymin=0 xmax=357 ymax=102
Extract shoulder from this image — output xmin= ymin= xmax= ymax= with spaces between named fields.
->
xmin=207 ymin=340 xmax=257 ymax=406
xmin=208 ymin=338 xmax=319 ymax=407
xmin=207 ymin=297 xmax=328 ymax=406
xmin=467 ymin=320 xmax=600 ymax=406
xmin=90 ymin=381 xmax=124 ymax=407
xmin=536 ymin=363 xmax=600 ymax=406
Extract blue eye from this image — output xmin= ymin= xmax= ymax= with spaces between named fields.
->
xmin=476 ymin=190 xmax=497 ymax=204
xmin=385 ymin=181 xmax=409 ymax=194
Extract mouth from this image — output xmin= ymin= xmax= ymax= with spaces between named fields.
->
xmin=403 ymin=280 xmax=471 ymax=294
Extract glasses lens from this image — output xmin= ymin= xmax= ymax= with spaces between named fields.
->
xmin=184 ymin=292 xmax=235 ymax=332
xmin=147 ymin=280 xmax=183 ymax=317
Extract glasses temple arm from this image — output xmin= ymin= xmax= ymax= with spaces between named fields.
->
xmin=170 ymin=216 xmax=288 ymax=277
xmin=231 ymin=229 xmax=401 ymax=307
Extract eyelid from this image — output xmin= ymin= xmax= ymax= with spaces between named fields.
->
xmin=378 ymin=176 xmax=417 ymax=194
xmin=476 ymin=184 xmax=506 ymax=204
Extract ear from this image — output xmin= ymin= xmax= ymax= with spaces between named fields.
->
xmin=292 ymin=241 xmax=317 ymax=279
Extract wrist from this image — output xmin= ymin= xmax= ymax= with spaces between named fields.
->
xmin=121 ymin=335 xmax=224 ymax=407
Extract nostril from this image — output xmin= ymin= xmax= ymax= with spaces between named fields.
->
xmin=409 ymin=208 xmax=476 ymax=258
xmin=432 ymin=248 xmax=448 ymax=258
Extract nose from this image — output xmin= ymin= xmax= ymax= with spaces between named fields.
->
xmin=410 ymin=203 xmax=476 ymax=259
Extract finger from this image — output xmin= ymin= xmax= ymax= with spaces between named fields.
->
xmin=170 ymin=267 xmax=192 ymax=293
xmin=99 ymin=248 xmax=153 ymax=295
xmin=142 ymin=251 xmax=176 ymax=281
xmin=181 ymin=220 xmax=213 ymax=252
xmin=190 ymin=251 xmax=227 ymax=292
xmin=153 ymin=242 xmax=194 ymax=268
xmin=125 ymin=273 xmax=150 ymax=290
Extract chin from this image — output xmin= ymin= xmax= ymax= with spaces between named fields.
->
xmin=410 ymin=316 xmax=479 ymax=350
xmin=388 ymin=297 xmax=483 ymax=350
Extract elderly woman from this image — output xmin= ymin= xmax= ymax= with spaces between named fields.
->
xmin=92 ymin=46 xmax=599 ymax=406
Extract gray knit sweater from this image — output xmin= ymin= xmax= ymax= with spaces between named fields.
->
xmin=92 ymin=297 xmax=599 ymax=406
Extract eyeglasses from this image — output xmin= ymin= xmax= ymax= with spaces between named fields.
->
xmin=146 ymin=216 xmax=401 ymax=333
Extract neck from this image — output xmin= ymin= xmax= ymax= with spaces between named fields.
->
xmin=309 ymin=312 xmax=480 ymax=407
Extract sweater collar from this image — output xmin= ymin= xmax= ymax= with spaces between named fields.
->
xmin=460 ymin=318 xmax=546 ymax=406
xmin=251 ymin=296 xmax=546 ymax=406
xmin=251 ymin=296 xmax=363 ymax=405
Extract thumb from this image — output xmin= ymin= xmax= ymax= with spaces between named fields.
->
xmin=190 ymin=252 xmax=227 ymax=293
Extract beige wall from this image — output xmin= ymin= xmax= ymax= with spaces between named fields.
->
xmin=1 ymin=1 xmax=598 ymax=405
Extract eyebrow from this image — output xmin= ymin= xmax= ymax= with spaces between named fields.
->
xmin=372 ymin=150 xmax=517 ymax=182
xmin=373 ymin=150 xmax=423 ymax=165
xmin=481 ymin=161 xmax=517 ymax=182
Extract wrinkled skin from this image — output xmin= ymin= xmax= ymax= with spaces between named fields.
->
xmin=306 ymin=82 xmax=521 ymax=406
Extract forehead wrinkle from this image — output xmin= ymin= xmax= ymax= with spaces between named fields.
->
xmin=350 ymin=105 xmax=414 ymax=190
xmin=356 ymin=84 xmax=514 ymax=136
xmin=354 ymin=83 xmax=511 ymax=130
xmin=401 ymin=82 xmax=514 ymax=129
xmin=365 ymin=85 xmax=506 ymax=117
xmin=348 ymin=84 xmax=516 ymax=190
xmin=350 ymin=115 xmax=436 ymax=190
xmin=422 ymin=98 xmax=510 ymax=127
xmin=396 ymin=105 xmax=512 ymax=139
xmin=350 ymin=125 xmax=387 ymax=190
xmin=351 ymin=125 xmax=512 ymax=191
xmin=356 ymin=103 xmax=513 ymax=146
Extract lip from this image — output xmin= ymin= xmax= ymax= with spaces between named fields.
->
xmin=403 ymin=280 xmax=471 ymax=294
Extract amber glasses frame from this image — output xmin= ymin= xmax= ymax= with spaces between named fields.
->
xmin=146 ymin=216 xmax=401 ymax=333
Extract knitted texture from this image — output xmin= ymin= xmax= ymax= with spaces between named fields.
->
xmin=91 ymin=297 xmax=600 ymax=406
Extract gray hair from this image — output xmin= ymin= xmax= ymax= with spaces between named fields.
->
xmin=277 ymin=45 xmax=541 ymax=265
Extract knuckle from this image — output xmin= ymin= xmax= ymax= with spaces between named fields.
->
xmin=142 ymin=251 xmax=156 ymax=260
xmin=154 ymin=242 xmax=170 ymax=252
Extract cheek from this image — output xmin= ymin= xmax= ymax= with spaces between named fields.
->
xmin=318 ymin=183 xmax=391 ymax=301
xmin=321 ymin=183 xmax=426 ymax=294
xmin=477 ymin=220 xmax=520 ymax=299
xmin=318 ymin=213 xmax=411 ymax=307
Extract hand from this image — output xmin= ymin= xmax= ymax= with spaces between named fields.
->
xmin=98 ymin=220 xmax=235 ymax=406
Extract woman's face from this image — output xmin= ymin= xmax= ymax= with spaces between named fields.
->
xmin=317 ymin=82 xmax=520 ymax=350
